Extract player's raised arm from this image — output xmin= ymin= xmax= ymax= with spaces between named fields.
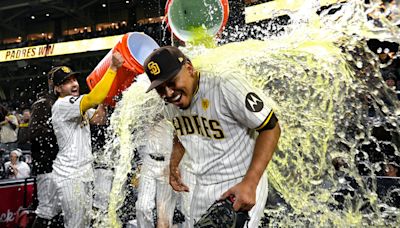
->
xmin=89 ymin=104 xmax=107 ymax=125
xmin=80 ymin=51 xmax=124 ymax=114
xmin=169 ymin=135 xmax=189 ymax=192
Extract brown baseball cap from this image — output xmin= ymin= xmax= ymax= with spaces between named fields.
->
xmin=48 ymin=66 xmax=79 ymax=86
xmin=144 ymin=46 xmax=187 ymax=93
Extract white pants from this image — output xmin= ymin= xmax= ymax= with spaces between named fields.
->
xmin=37 ymin=173 xmax=93 ymax=228
xmin=136 ymin=155 xmax=177 ymax=228
xmin=93 ymin=168 xmax=114 ymax=210
xmin=35 ymin=173 xmax=54 ymax=219
xmin=190 ymin=171 xmax=269 ymax=228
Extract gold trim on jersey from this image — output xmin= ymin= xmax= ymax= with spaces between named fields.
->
xmin=80 ymin=111 xmax=90 ymax=127
xmin=255 ymin=110 xmax=274 ymax=131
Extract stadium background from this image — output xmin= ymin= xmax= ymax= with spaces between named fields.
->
xmin=0 ymin=0 xmax=263 ymax=111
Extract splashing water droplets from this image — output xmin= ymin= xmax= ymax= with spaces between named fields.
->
xmin=96 ymin=1 xmax=400 ymax=227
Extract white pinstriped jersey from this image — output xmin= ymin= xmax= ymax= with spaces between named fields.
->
xmin=164 ymin=72 xmax=273 ymax=185
xmin=51 ymin=95 xmax=95 ymax=181
xmin=138 ymin=119 xmax=174 ymax=158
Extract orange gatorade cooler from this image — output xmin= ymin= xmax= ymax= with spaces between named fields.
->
xmin=86 ymin=32 xmax=159 ymax=106
xmin=165 ymin=0 xmax=229 ymax=42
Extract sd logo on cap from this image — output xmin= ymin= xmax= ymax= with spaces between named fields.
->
xmin=144 ymin=46 xmax=187 ymax=93
xmin=147 ymin=61 xmax=161 ymax=75
xmin=48 ymin=66 xmax=79 ymax=86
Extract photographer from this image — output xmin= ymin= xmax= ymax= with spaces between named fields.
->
xmin=0 ymin=105 xmax=19 ymax=152
xmin=4 ymin=149 xmax=30 ymax=179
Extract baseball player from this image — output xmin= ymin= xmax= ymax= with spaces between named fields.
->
xmin=44 ymin=52 xmax=124 ymax=228
xmin=30 ymin=65 xmax=61 ymax=228
xmin=144 ymin=46 xmax=281 ymax=227
xmin=135 ymin=118 xmax=177 ymax=227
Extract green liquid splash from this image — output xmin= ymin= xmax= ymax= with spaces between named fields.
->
xmin=186 ymin=26 xmax=216 ymax=48
xmin=100 ymin=1 xmax=400 ymax=227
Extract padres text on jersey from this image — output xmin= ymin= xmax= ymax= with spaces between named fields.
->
xmin=172 ymin=115 xmax=225 ymax=139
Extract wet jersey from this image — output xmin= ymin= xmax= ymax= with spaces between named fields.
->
xmin=140 ymin=119 xmax=174 ymax=158
xmin=164 ymin=72 xmax=274 ymax=185
xmin=51 ymin=95 xmax=95 ymax=181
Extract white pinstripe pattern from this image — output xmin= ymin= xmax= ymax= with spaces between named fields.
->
xmin=165 ymin=73 xmax=272 ymax=185
xmin=49 ymin=95 xmax=96 ymax=227
xmin=179 ymin=157 xmax=197 ymax=228
xmin=35 ymin=173 xmax=55 ymax=219
xmin=136 ymin=155 xmax=177 ymax=228
xmin=34 ymin=173 xmax=93 ymax=228
xmin=136 ymin=120 xmax=177 ymax=228
xmin=164 ymin=72 xmax=273 ymax=227
xmin=51 ymin=95 xmax=95 ymax=180
xmin=55 ymin=177 xmax=93 ymax=228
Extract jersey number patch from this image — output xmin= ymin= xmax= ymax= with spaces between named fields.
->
xmin=245 ymin=92 xmax=264 ymax=112
xmin=69 ymin=96 xmax=79 ymax=104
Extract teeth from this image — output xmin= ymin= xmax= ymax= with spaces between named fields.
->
xmin=172 ymin=94 xmax=181 ymax=102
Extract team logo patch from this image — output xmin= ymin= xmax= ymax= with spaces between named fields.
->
xmin=69 ymin=96 xmax=79 ymax=104
xmin=201 ymin=98 xmax=209 ymax=111
xmin=245 ymin=92 xmax=263 ymax=112
xmin=148 ymin=61 xmax=160 ymax=75
xmin=61 ymin=66 xmax=71 ymax=73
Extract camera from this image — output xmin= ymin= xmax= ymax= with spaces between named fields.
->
xmin=7 ymin=165 xmax=14 ymax=174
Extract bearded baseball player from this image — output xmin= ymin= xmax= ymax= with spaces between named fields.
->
xmin=44 ymin=52 xmax=124 ymax=228
xmin=144 ymin=46 xmax=281 ymax=227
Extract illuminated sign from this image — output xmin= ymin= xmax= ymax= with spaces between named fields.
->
xmin=2 ymin=45 xmax=54 ymax=61
xmin=0 ymin=34 xmax=124 ymax=62
xmin=245 ymin=0 xmax=347 ymax=24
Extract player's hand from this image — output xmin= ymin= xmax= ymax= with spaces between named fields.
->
xmin=170 ymin=167 xmax=189 ymax=192
xmin=220 ymin=181 xmax=256 ymax=212
xmin=110 ymin=51 xmax=124 ymax=71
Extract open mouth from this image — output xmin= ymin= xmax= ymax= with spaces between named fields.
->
xmin=166 ymin=92 xmax=182 ymax=104
xmin=71 ymin=88 xmax=79 ymax=95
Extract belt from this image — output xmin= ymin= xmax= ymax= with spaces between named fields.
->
xmin=149 ymin=154 xmax=165 ymax=161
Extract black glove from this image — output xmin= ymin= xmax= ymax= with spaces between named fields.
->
xmin=194 ymin=196 xmax=250 ymax=228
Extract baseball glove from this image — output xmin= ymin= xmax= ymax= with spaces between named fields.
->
xmin=194 ymin=197 xmax=250 ymax=228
